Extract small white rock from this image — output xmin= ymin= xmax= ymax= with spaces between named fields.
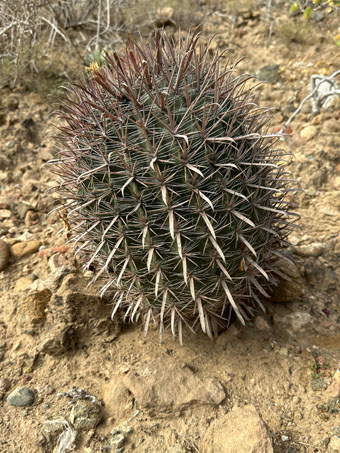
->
xmin=300 ymin=125 xmax=318 ymax=141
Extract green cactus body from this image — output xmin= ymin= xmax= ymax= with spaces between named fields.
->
xmin=53 ymin=32 xmax=297 ymax=342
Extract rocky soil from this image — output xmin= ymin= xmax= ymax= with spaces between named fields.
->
xmin=0 ymin=3 xmax=339 ymax=452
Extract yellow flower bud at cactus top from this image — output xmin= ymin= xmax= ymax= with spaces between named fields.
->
xmin=86 ymin=61 xmax=100 ymax=76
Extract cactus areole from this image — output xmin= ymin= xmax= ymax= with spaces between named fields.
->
xmin=52 ymin=32 xmax=298 ymax=342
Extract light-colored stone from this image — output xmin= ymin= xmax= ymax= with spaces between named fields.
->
xmin=279 ymin=347 xmax=289 ymax=357
xmin=202 ymin=405 xmax=273 ymax=453
xmin=154 ymin=6 xmax=175 ymax=27
xmin=329 ymin=435 xmax=340 ymax=451
xmin=121 ymin=360 xmax=226 ymax=414
xmin=11 ymin=240 xmax=41 ymax=258
xmin=157 ymin=6 xmax=174 ymax=19
xmin=320 ymin=206 xmax=339 ymax=217
xmin=295 ymin=243 xmax=324 ymax=257
xmin=15 ymin=276 xmax=33 ymax=292
xmin=29 ymin=279 xmax=47 ymax=292
xmin=326 ymin=370 xmax=340 ymax=398
xmin=281 ymin=311 xmax=312 ymax=332
xmin=0 ymin=209 xmax=12 ymax=219
xmin=300 ymin=125 xmax=318 ymax=141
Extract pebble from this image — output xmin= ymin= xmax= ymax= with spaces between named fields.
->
xmin=295 ymin=243 xmax=324 ymax=257
xmin=0 ymin=239 xmax=10 ymax=271
xmin=15 ymin=276 xmax=34 ymax=292
xmin=41 ymin=419 xmax=65 ymax=441
xmin=279 ymin=347 xmax=289 ymax=357
xmin=25 ymin=210 xmax=39 ymax=227
xmin=314 ymin=11 xmax=324 ymax=22
xmin=16 ymin=203 xmax=33 ymax=219
xmin=300 ymin=125 xmax=318 ymax=141
xmin=0 ymin=378 xmax=10 ymax=398
xmin=11 ymin=240 xmax=41 ymax=258
xmin=311 ymin=378 xmax=328 ymax=391
xmin=329 ymin=435 xmax=340 ymax=451
xmin=109 ymin=423 xmax=133 ymax=450
xmin=255 ymin=64 xmax=280 ymax=83
xmin=254 ymin=316 xmax=271 ymax=331
xmin=7 ymin=386 xmax=35 ymax=407
xmin=280 ymin=312 xmax=312 ymax=332
xmin=16 ymin=231 xmax=34 ymax=242
xmin=69 ymin=399 xmax=103 ymax=430
xmin=0 ymin=209 xmax=12 ymax=219
xmin=154 ymin=6 xmax=175 ymax=28
xmin=0 ymin=378 xmax=11 ymax=391
xmin=320 ymin=206 xmax=339 ymax=217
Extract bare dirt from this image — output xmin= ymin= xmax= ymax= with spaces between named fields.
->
xmin=0 ymin=3 xmax=339 ymax=453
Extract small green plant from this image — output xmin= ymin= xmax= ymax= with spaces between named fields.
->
xmin=309 ymin=358 xmax=331 ymax=379
xmin=52 ymin=32 xmax=298 ymax=342
xmin=290 ymin=0 xmax=340 ymax=20
xmin=310 ymin=361 xmax=321 ymax=379
xmin=85 ymin=48 xmax=108 ymax=68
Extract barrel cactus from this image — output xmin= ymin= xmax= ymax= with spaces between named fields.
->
xmin=52 ymin=32 xmax=297 ymax=342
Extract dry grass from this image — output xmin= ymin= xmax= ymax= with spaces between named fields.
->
xmin=0 ymin=0 xmax=210 ymax=89
xmin=276 ymin=21 xmax=312 ymax=46
xmin=0 ymin=45 xmax=80 ymax=98
xmin=220 ymin=0 xmax=256 ymax=15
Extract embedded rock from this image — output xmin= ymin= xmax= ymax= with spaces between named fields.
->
xmin=255 ymin=65 xmax=280 ymax=83
xmin=11 ymin=240 xmax=41 ymax=258
xmin=202 ymin=404 xmax=273 ymax=453
xmin=18 ymin=289 xmax=51 ymax=327
xmin=7 ymin=386 xmax=35 ymax=407
xmin=70 ymin=399 xmax=102 ymax=430
xmin=122 ymin=360 xmax=226 ymax=414
xmin=300 ymin=125 xmax=318 ymax=141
